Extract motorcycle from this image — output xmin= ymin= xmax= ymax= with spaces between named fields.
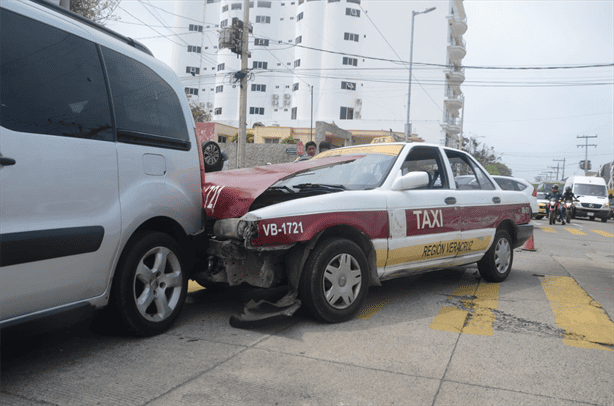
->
xmin=547 ymin=197 xmax=561 ymax=225
xmin=561 ymin=198 xmax=578 ymax=223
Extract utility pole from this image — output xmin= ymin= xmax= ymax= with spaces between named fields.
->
xmin=577 ymin=135 xmax=597 ymax=175
xmin=236 ymin=0 xmax=251 ymax=169
xmin=548 ymin=165 xmax=559 ymax=181
xmin=553 ymin=158 xmax=566 ymax=180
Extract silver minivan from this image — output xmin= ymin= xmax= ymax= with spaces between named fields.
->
xmin=0 ymin=0 xmax=215 ymax=335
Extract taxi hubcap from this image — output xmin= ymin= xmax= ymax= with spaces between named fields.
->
xmin=323 ymin=253 xmax=362 ymax=309
xmin=493 ymin=238 xmax=511 ymax=274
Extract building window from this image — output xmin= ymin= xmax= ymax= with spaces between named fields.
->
xmin=249 ymin=107 xmax=265 ymax=115
xmin=342 ymin=57 xmax=358 ymax=66
xmin=294 ymin=59 xmax=301 ymax=68
xmin=189 ymin=24 xmax=203 ymax=32
xmin=253 ymin=61 xmax=268 ymax=69
xmin=215 ymin=108 xmax=222 ymax=115
xmin=185 ymin=87 xmax=199 ymax=95
xmin=186 ymin=66 xmax=200 ymax=74
xmin=187 ymin=45 xmax=201 ymax=53
xmin=216 ymin=85 xmax=223 ymax=93
xmin=255 ymin=15 xmax=271 ymax=23
xmin=297 ymin=12 xmax=304 ymax=21
xmin=292 ymin=83 xmax=299 ymax=91
xmin=347 ymin=0 xmax=361 ymax=3
xmin=218 ymin=136 xmax=227 ymax=143
xmin=341 ymin=81 xmax=356 ymax=90
xmin=217 ymin=63 xmax=225 ymax=71
xmin=231 ymin=3 xmax=242 ymax=9
xmin=340 ymin=106 xmax=354 ymax=119
xmin=251 ymin=84 xmax=267 ymax=91
xmin=264 ymin=138 xmax=279 ymax=144
xmin=291 ymin=107 xmax=297 ymax=119
xmin=296 ymin=35 xmax=302 ymax=44
xmin=328 ymin=0 xmax=340 ymax=2
xmin=258 ymin=1 xmax=272 ymax=7
xmin=344 ymin=32 xmax=359 ymax=42
xmin=254 ymin=38 xmax=269 ymax=46
xmin=220 ymin=19 xmax=229 ymax=27
xmin=222 ymin=5 xmax=228 ymax=12
xmin=299 ymin=0 xmax=304 ymax=4
xmin=345 ymin=8 xmax=360 ymax=17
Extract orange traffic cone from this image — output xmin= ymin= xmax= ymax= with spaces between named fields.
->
xmin=522 ymin=233 xmax=536 ymax=251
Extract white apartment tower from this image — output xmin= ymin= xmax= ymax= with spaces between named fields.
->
xmin=172 ymin=0 xmax=466 ymax=146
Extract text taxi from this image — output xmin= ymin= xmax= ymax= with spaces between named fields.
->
xmin=199 ymin=143 xmax=533 ymax=325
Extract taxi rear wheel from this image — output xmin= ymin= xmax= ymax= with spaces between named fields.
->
xmin=477 ymin=230 xmax=513 ymax=283
xmin=299 ymin=238 xmax=369 ymax=323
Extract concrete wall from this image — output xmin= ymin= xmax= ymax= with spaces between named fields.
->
xmin=220 ymin=143 xmax=300 ymax=170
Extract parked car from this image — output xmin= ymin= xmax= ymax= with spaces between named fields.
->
xmin=199 ymin=143 xmax=533 ymax=325
xmin=0 ymin=0 xmax=221 ymax=336
xmin=491 ymin=176 xmax=539 ymax=218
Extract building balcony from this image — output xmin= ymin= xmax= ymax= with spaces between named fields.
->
xmin=448 ymin=14 xmax=467 ymax=37
xmin=448 ymin=41 xmax=466 ymax=64
xmin=446 ymin=67 xmax=465 ymax=86
xmin=444 ymin=95 xmax=463 ymax=115
xmin=453 ymin=0 xmax=466 ymax=20
xmin=442 ymin=118 xmax=461 ymax=134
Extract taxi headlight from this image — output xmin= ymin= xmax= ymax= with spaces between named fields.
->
xmin=213 ymin=219 xmax=245 ymax=240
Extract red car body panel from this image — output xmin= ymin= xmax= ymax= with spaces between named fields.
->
xmin=202 ymin=156 xmax=360 ymax=219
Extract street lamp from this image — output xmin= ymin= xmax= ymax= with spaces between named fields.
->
xmin=405 ymin=6 xmax=436 ymax=142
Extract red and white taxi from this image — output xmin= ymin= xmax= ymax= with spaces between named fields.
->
xmin=198 ymin=143 xmax=533 ymax=324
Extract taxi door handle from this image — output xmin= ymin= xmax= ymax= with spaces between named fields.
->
xmin=445 ymin=197 xmax=456 ymax=205
xmin=492 ymin=197 xmax=501 ymax=204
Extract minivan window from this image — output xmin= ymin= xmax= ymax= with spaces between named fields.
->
xmin=0 ymin=9 xmax=113 ymax=141
xmin=574 ymin=184 xmax=606 ymax=197
xmin=102 ymin=47 xmax=189 ymax=143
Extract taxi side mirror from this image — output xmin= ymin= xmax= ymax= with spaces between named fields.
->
xmin=392 ymin=171 xmax=429 ymax=191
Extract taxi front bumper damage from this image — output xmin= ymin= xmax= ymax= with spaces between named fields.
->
xmin=193 ymin=218 xmax=314 ymax=327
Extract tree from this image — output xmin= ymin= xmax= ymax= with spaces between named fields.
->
xmin=70 ymin=0 xmax=121 ymax=25
xmin=280 ymin=136 xmax=297 ymax=144
xmin=461 ymin=136 xmax=512 ymax=176
xmin=230 ymin=132 xmax=254 ymax=143
xmin=189 ymin=99 xmax=212 ymax=123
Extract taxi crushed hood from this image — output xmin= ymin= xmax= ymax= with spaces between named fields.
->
xmin=203 ymin=156 xmax=357 ymax=219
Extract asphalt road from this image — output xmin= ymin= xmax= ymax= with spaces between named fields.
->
xmin=1 ymin=217 xmax=613 ymax=406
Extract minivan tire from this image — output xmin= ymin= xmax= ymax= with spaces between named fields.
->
xmin=110 ymin=231 xmax=187 ymax=336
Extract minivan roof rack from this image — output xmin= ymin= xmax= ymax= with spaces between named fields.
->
xmin=27 ymin=0 xmax=154 ymax=57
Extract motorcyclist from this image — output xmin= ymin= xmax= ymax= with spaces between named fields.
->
xmin=560 ymin=186 xmax=578 ymax=221
xmin=545 ymin=184 xmax=565 ymax=225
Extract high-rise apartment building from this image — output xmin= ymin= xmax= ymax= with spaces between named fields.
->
xmin=172 ymin=0 xmax=466 ymax=146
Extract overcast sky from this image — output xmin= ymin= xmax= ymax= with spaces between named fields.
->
xmin=107 ymin=0 xmax=613 ymax=182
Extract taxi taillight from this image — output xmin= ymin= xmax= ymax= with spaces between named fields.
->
xmin=532 ymin=187 xmax=537 ymax=197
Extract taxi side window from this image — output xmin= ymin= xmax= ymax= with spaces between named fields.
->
xmin=446 ymin=150 xmax=495 ymax=190
xmin=400 ymin=146 xmax=448 ymax=189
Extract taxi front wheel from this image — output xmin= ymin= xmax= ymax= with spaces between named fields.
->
xmin=299 ymin=238 xmax=369 ymax=323
xmin=477 ymin=230 xmax=513 ymax=283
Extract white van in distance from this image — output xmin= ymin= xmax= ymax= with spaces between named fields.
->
xmin=564 ymin=176 xmax=610 ymax=222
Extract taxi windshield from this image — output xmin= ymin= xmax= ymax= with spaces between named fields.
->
xmin=275 ymin=145 xmax=403 ymax=190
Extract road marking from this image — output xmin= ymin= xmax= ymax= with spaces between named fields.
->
xmin=565 ymin=227 xmax=586 ymax=236
xmin=539 ymin=276 xmax=614 ymax=352
xmin=541 ymin=227 xmax=556 ymax=233
xmin=593 ymin=230 xmax=614 ymax=237
xmin=188 ymin=280 xmax=205 ymax=293
xmin=359 ymin=289 xmax=392 ymax=319
xmin=430 ymin=282 xmax=500 ymax=336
